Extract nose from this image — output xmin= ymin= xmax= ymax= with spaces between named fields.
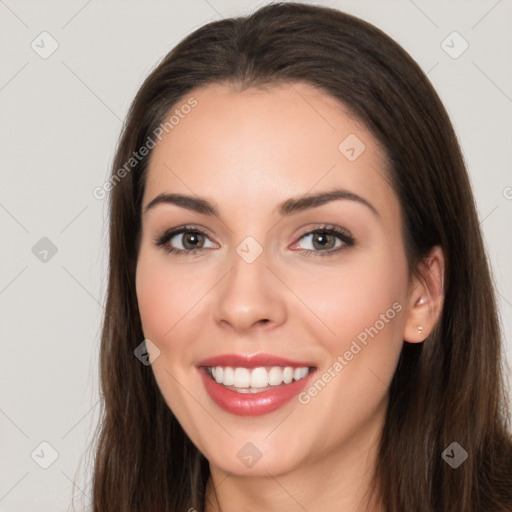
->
xmin=213 ymin=248 xmax=287 ymax=334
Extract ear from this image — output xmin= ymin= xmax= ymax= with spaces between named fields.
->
xmin=403 ymin=245 xmax=445 ymax=343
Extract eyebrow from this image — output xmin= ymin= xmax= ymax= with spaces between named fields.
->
xmin=143 ymin=188 xmax=379 ymax=218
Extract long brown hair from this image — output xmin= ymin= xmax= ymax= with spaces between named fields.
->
xmin=88 ymin=3 xmax=512 ymax=511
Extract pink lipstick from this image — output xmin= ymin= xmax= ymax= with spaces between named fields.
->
xmin=197 ymin=353 xmax=317 ymax=416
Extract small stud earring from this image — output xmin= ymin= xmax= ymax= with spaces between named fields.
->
xmin=417 ymin=297 xmax=426 ymax=305
xmin=417 ymin=325 xmax=423 ymax=334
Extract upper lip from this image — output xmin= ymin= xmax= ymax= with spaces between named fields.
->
xmin=197 ymin=353 xmax=316 ymax=369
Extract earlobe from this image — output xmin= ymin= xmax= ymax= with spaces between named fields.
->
xmin=403 ymin=245 xmax=445 ymax=343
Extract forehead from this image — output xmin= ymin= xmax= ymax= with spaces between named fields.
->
xmin=143 ymin=82 xmax=396 ymax=221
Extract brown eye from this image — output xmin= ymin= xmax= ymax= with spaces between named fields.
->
xmin=155 ymin=226 xmax=217 ymax=255
xmin=311 ymin=232 xmax=337 ymax=250
xmin=178 ymin=232 xmax=205 ymax=250
xmin=294 ymin=226 xmax=355 ymax=257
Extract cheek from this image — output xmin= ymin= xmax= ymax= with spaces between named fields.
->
xmin=135 ymin=250 xmax=196 ymax=347
xmin=136 ymin=255 xmax=172 ymax=341
xmin=294 ymin=247 xmax=409 ymax=358
xmin=135 ymin=250 xmax=212 ymax=441
xmin=135 ymin=249 xmax=218 ymax=374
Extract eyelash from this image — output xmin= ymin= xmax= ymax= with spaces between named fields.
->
xmin=154 ymin=224 xmax=355 ymax=258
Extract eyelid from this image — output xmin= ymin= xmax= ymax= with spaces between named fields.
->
xmin=154 ymin=223 xmax=355 ymax=256
xmin=290 ymin=224 xmax=355 ymax=254
xmin=154 ymin=224 xmax=218 ymax=253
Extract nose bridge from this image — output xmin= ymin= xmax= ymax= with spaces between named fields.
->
xmin=213 ymin=238 xmax=286 ymax=332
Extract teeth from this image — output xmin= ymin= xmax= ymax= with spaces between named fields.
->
xmin=250 ymin=367 xmax=268 ymax=388
xmin=268 ymin=366 xmax=283 ymax=385
xmin=209 ymin=365 xmax=310 ymax=389
xmin=223 ymin=367 xmax=235 ymax=386
xmin=234 ymin=367 xmax=251 ymax=388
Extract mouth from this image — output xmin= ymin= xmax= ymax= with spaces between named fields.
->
xmin=205 ymin=365 xmax=313 ymax=392
xmin=197 ymin=354 xmax=317 ymax=416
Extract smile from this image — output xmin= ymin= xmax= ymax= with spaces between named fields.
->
xmin=197 ymin=353 xmax=317 ymax=416
xmin=207 ymin=365 xmax=311 ymax=392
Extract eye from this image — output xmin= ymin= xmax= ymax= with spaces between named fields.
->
xmin=154 ymin=224 xmax=355 ymax=257
xmin=154 ymin=225 xmax=217 ymax=255
xmin=293 ymin=225 xmax=355 ymax=257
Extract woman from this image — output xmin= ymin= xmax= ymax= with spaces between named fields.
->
xmin=90 ymin=2 xmax=512 ymax=511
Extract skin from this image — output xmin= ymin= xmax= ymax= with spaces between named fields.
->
xmin=135 ymin=82 xmax=444 ymax=512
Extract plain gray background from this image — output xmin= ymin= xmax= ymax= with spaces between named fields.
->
xmin=1 ymin=0 xmax=511 ymax=510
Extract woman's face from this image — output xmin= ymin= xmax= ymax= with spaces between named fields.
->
xmin=136 ymin=82 xmax=413 ymax=477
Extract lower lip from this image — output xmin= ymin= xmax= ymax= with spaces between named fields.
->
xmin=199 ymin=367 xmax=315 ymax=416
